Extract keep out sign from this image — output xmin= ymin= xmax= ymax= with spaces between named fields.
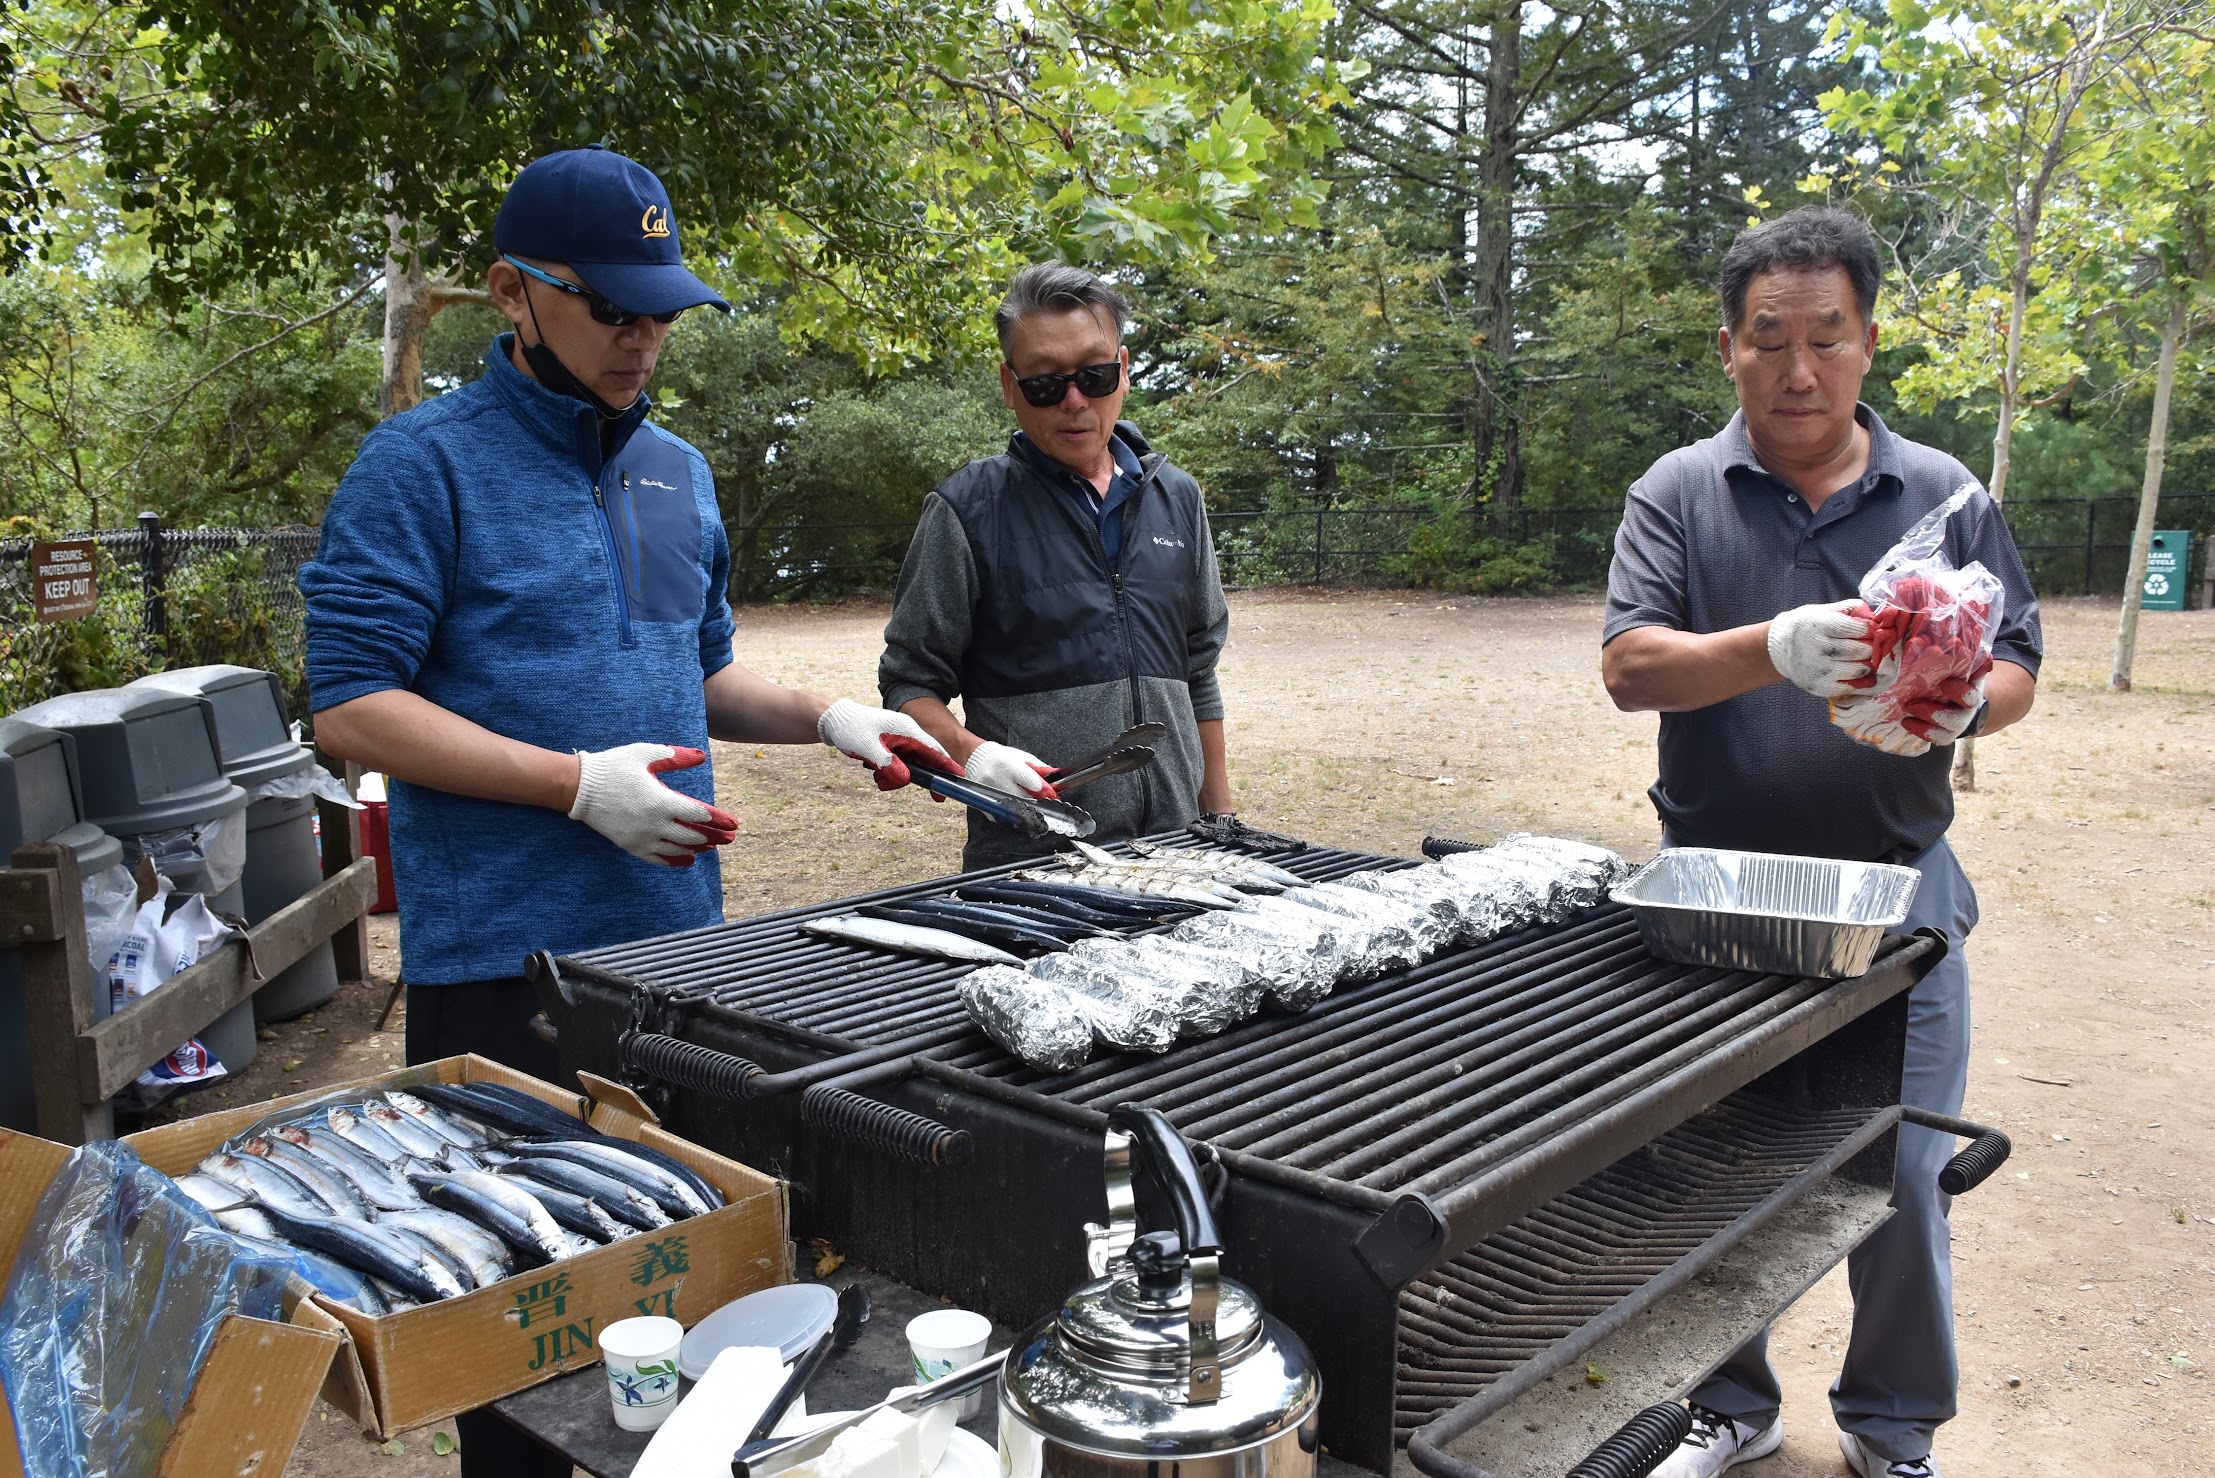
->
xmin=30 ymin=540 xmax=97 ymax=622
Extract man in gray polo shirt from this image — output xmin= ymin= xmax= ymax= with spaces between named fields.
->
xmin=1604 ymin=207 xmax=2041 ymax=1478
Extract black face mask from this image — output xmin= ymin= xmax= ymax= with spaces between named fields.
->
xmin=517 ymin=282 xmax=634 ymax=420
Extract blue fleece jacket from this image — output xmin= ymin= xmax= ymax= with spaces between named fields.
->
xmin=300 ymin=337 xmax=734 ymax=983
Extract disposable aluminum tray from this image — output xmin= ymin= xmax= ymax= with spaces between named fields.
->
xmin=1610 ymin=847 xmax=1920 ymax=979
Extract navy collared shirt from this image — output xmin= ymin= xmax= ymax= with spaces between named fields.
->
xmin=1012 ymin=431 xmax=1145 ymax=566
xmin=1604 ymin=404 xmax=2043 ymax=863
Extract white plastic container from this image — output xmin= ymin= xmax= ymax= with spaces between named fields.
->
xmin=906 ymin=1309 xmax=991 ymax=1420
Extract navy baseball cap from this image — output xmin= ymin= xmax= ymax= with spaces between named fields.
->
xmin=494 ymin=146 xmax=731 ymax=317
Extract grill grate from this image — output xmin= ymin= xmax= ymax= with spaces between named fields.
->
xmin=568 ymin=839 xmax=1403 ymax=1046
xmin=1393 ymin=1095 xmax=1881 ymax=1432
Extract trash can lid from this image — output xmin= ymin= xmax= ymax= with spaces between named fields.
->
xmin=127 ymin=666 xmax=310 ymax=789
xmin=9 ymin=688 xmax=246 ymax=835
xmin=53 ymin=820 xmax=122 ymax=873
xmin=0 ymin=716 xmax=86 ymax=855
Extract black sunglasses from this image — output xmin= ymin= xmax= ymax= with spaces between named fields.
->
xmin=504 ymin=255 xmax=684 ymax=327
xmin=1009 ymin=359 xmax=1123 ymax=408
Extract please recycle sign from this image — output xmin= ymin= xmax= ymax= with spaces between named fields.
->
xmin=2141 ymin=530 xmax=2188 ymax=612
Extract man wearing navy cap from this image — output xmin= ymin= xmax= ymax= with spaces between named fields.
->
xmin=302 ymin=153 xmax=940 ymax=1469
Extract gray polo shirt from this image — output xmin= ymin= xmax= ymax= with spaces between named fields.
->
xmin=1604 ymin=404 xmax=2043 ymax=863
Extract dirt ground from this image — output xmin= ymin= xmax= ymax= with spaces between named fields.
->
xmin=243 ymin=588 xmax=2210 ymax=1476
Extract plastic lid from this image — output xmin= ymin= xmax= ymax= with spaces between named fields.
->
xmin=9 ymin=688 xmax=244 ymax=832
xmin=678 ymin=1283 xmax=837 ymax=1382
xmin=128 ymin=667 xmax=308 ymax=789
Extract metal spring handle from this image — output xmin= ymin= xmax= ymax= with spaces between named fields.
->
xmin=621 ymin=1032 xmax=970 ymax=1170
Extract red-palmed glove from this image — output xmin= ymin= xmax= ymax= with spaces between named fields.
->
xmin=817 ymin=698 xmax=957 ymax=791
xmin=568 ymin=744 xmax=737 ymax=866
xmin=964 ymin=741 xmax=1061 ymax=800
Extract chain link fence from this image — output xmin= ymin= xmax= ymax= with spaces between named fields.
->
xmin=1 ymin=517 xmax=319 ymax=719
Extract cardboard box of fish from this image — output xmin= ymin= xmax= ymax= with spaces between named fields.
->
xmin=125 ymin=1054 xmax=790 ymax=1438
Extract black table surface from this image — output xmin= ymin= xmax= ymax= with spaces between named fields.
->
xmin=490 ymin=1266 xmax=1011 ymax=1478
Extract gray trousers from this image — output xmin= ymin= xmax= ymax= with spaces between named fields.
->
xmin=1686 ymin=837 xmax=1977 ymax=1464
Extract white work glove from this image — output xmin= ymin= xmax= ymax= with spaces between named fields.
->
xmin=817 ymin=698 xmax=955 ymax=791
xmin=1829 ymin=695 xmax=1931 ymax=757
xmin=963 ymin=740 xmax=1060 ymax=799
xmin=568 ymin=744 xmax=737 ymax=866
xmin=1767 ymin=600 xmax=1876 ymax=698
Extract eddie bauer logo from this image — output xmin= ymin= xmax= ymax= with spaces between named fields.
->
xmin=640 ymin=204 xmax=671 ymax=239
xmin=638 ymin=477 xmax=679 ymax=492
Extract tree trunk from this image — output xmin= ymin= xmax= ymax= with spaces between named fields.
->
xmin=1470 ymin=0 xmax=1522 ymax=535
xmin=380 ymin=215 xmax=432 ymax=420
xmin=1957 ymin=8 xmax=2108 ymax=792
xmin=2110 ymin=292 xmax=2186 ymax=692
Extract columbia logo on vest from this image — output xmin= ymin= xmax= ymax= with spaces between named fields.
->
xmin=1151 ymin=535 xmax=1186 ymax=549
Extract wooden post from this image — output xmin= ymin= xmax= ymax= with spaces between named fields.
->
xmin=318 ymin=755 xmax=369 ymax=981
xmin=4 ymin=842 xmax=113 ymax=1143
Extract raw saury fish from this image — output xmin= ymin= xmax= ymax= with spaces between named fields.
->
xmin=800 ymin=913 xmax=1022 ymax=965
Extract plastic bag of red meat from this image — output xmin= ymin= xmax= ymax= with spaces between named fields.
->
xmin=1830 ymin=485 xmax=2004 ymax=756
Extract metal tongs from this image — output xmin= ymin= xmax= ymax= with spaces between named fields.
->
xmin=729 ymin=1349 xmax=1005 ymax=1477
xmin=1042 ymin=722 xmax=1166 ymax=792
xmin=901 ymin=744 xmax=1098 ymax=840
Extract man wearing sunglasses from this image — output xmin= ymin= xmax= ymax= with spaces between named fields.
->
xmin=302 ymin=151 xmax=944 ymax=1474
xmin=880 ymin=263 xmax=1234 ymax=869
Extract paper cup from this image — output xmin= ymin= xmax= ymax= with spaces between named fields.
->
xmin=602 ymin=1316 xmax=685 ymax=1431
xmin=906 ymin=1308 xmax=991 ymax=1420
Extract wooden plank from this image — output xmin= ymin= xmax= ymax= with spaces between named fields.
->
xmin=11 ymin=842 xmax=111 ymax=1144
xmin=0 ymin=867 xmax=65 ymax=943
xmin=79 ymin=859 xmax=377 ymax=1101
xmin=316 ymin=754 xmax=368 ymax=981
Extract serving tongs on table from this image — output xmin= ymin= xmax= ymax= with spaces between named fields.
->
xmin=730 ymin=1350 xmax=1006 ymax=1478
xmin=902 ymin=745 xmax=1098 ymax=840
xmin=1042 ymin=722 xmax=1166 ymax=792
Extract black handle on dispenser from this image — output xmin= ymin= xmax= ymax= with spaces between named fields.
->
xmin=1107 ymin=1103 xmax=1222 ymax=1255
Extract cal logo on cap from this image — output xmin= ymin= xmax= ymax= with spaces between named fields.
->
xmin=640 ymin=204 xmax=670 ymax=239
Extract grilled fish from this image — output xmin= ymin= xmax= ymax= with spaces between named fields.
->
xmin=1019 ymin=863 xmax=1247 ymax=907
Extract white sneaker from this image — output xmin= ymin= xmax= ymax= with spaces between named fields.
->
xmin=1838 ymin=1431 xmax=1941 ymax=1478
xmin=1649 ymin=1405 xmax=1785 ymax=1478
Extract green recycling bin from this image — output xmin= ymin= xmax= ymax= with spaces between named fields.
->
xmin=2141 ymin=529 xmax=2189 ymax=611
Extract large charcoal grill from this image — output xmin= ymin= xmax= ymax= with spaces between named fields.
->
xmin=532 ymin=835 xmax=2003 ymax=1476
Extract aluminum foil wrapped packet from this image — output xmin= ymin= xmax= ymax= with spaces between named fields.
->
xmin=1487 ymin=833 xmax=1629 ymax=912
xmin=1255 ymin=887 xmax=1423 ymax=975
xmin=1029 ymin=951 xmax=1186 ymax=1053
xmin=958 ymin=966 xmax=1097 ymax=1073
xmin=1330 ymin=871 xmax=1468 ymax=954
xmin=1431 ymin=850 xmax=1562 ymax=935
xmin=1172 ymin=906 xmax=1348 ymax=1009
xmin=1071 ymin=937 xmax=1259 ymax=1038
xmin=1302 ymin=877 xmax=1461 ymax=961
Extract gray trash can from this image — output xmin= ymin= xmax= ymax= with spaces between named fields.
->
xmin=10 ymin=688 xmax=259 ymax=1077
xmin=0 ymin=718 xmax=124 ymax=1132
xmin=129 ymin=666 xmax=340 ymax=1022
